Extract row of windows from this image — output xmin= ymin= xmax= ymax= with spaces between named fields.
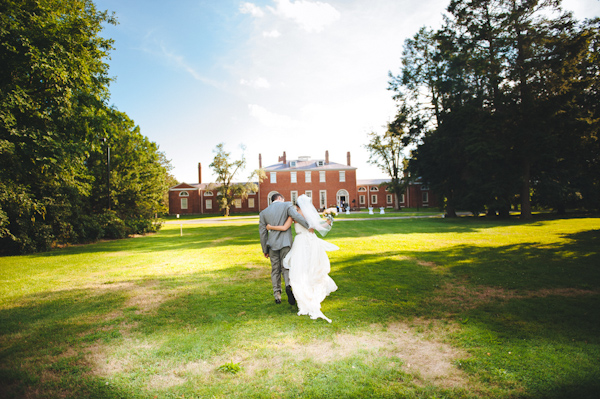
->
xmin=358 ymin=192 xmax=429 ymax=205
xmin=180 ymin=198 xmax=256 ymax=210
xmin=270 ymin=171 xmax=345 ymax=184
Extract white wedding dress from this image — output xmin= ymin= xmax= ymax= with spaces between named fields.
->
xmin=283 ymin=223 xmax=338 ymax=323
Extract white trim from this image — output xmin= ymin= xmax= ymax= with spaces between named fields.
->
xmin=270 ymin=172 xmax=277 ymax=183
xmin=319 ymin=190 xmax=327 ymax=209
xmin=319 ymin=171 xmax=326 ymax=182
xmin=181 ymin=198 xmax=188 ymax=210
xmin=290 ymin=171 xmax=297 ymax=183
xmin=339 ymin=171 xmax=345 ymax=182
xmin=305 ymin=171 xmax=311 ymax=183
xmin=179 ymin=191 xmax=189 ymax=197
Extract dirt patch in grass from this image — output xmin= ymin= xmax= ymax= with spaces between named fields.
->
xmin=431 ymin=282 xmax=599 ymax=312
xmin=85 ymin=321 xmax=468 ymax=391
xmin=181 ymin=321 xmax=468 ymax=389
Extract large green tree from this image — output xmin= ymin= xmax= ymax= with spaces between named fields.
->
xmin=0 ymin=0 xmax=172 ymax=253
xmin=393 ymin=0 xmax=599 ymax=217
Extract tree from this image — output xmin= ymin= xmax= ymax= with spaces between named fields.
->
xmin=209 ymin=143 xmax=263 ymax=217
xmin=0 ymin=0 xmax=174 ymax=254
xmin=364 ymin=105 xmax=420 ymax=210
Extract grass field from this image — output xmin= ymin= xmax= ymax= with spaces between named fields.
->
xmin=1 ymin=215 xmax=599 ymax=398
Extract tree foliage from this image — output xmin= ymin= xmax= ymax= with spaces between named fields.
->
xmin=391 ymin=0 xmax=600 ymax=217
xmin=209 ymin=143 xmax=264 ymax=217
xmin=0 ymin=0 xmax=172 ymax=254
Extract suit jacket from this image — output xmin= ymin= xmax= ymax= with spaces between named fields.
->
xmin=259 ymin=201 xmax=310 ymax=254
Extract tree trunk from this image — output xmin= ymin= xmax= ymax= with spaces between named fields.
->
xmin=520 ymin=159 xmax=532 ymax=219
xmin=446 ymin=192 xmax=457 ymax=218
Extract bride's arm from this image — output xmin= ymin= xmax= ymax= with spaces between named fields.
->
xmin=267 ymin=216 xmax=293 ymax=231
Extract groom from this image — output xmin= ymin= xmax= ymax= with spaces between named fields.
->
xmin=259 ymin=193 xmax=312 ymax=304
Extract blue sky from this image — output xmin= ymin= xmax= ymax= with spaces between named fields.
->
xmin=94 ymin=0 xmax=600 ymax=184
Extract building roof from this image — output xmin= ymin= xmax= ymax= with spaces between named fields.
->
xmin=264 ymin=158 xmax=356 ymax=172
xmin=357 ymin=179 xmax=391 ymax=186
xmin=170 ymin=182 xmax=258 ymax=190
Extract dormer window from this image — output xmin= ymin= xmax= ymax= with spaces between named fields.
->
xmin=317 ymin=160 xmax=324 ymax=167
xmin=290 ymin=160 xmax=297 ymax=168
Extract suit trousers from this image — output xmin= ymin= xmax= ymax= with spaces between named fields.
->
xmin=269 ymin=246 xmax=291 ymax=294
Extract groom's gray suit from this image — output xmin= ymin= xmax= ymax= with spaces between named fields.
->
xmin=259 ymin=200 xmax=310 ymax=300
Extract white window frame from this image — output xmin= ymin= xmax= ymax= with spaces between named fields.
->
xmin=400 ymin=194 xmax=405 ymax=203
xmin=204 ymin=190 xmax=213 ymax=196
xmin=387 ymin=194 xmax=393 ymax=204
xmin=319 ymin=190 xmax=327 ymax=209
xmin=234 ymin=199 xmax=242 ymax=208
xmin=290 ymin=191 xmax=298 ymax=204
xmin=205 ymin=199 xmax=212 ymax=209
xmin=305 ymin=190 xmax=312 ymax=198
xmin=339 ymin=171 xmax=345 ymax=182
xmin=359 ymin=195 xmax=365 ymax=205
xmin=422 ymin=191 xmax=429 ymax=204
xmin=179 ymin=191 xmax=189 ymax=197
xmin=358 ymin=187 xmax=367 ymax=192
xmin=371 ymin=195 xmax=378 ymax=204
xmin=370 ymin=186 xmax=379 ymax=191
xmin=270 ymin=172 xmax=277 ymax=183
xmin=290 ymin=171 xmax=297 ymax=183
xmin=319 ymin=171 xmax=326 ymax=182
xmin=305 ymin=171 xmax=311 ymax=183
xmin=181 ymin=198 xmax=188 ymax=209
xmin=317 ymin=160 xmax=324 ymax=166
xmin=290 ymin=160 xmax=297 ymax=167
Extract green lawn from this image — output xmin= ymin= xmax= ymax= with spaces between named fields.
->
xmin=1 ymin=215 xmax=599 ymax=398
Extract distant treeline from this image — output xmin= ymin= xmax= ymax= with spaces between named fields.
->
xmin=0 ymin=0 xmax=176 ymax=254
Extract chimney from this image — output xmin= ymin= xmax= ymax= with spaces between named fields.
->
xmin=278 ymin=151 xmax=287 ymax=165
xmin=325 ymin=150 xmax=329 ymax=165
xmin=347 ymin=151 xmax=351 ymax=166
xmin=259 ymin=153 xmax=262 ymax=169
xmin=198 ymin=162 xmax=202 ymax=184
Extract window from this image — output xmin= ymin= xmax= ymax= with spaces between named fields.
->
xmin=305 ymin=171 xmax=311 ymax=183
xmin=339 ymin=171 xmax=345 ymax=182
xmin=371 ymin=195 xmax=378 ymax=204
xmin=387 ymin=194 xmax=393 ymax=204
xmin=359 ymin=195 xmax=365 ymax=205
xmin=206 ymin=199 xmax=212 ymax=209
xmin=267 ymin=191 xmax=279 ymax=206
xmin=319 ymin=190 xmax=327 ymax=209
xmin=234 ymin=199 xmax=242 ymax=208
xmin=290 ymin=171 xmax=297 ymax=183
xmin=400 ymin=194 xmax=405 ymax=203
xmin=270 ymin=172 xmax=277 ymax=183
xmin=181 ymin=198 xmax=188 ymax=209
xmin=204 ymin=191 xmax=213 ymax=196
xmin=319 ymin=171 xmax=326 ymax=182
xmin=370 ymin=186 xmax=379 ymax=191
xmin=291 ymin=191 xmax=298 ymax=204
xmin=317 ymin=160 xmax=324 ymax=166
xmin=248 ymin=198 xmax=255 ymax=208
xmin=358 ymin=187 xmax=367 ymax=192
xmin=422 ymin=192 xmax=429 ymax=203
xmin=179 ymin=191 xmax=189 ymax=197
xmin=305 ymin=190 xmax=312 ymax=198
xmin=290 ymin=160 xmax=297 ymax=167
xmin=422 ymin=185 xmax=429 ymax=191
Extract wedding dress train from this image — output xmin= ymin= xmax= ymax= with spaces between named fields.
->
xmin=283 ymin=223 xmax=338 ymax=323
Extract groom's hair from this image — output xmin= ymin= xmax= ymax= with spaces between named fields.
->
xmin=271 ymin=193 xmax=283 ymax=202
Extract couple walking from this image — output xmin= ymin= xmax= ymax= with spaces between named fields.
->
xmin=259 ymin=193 xmax=338 ymax=323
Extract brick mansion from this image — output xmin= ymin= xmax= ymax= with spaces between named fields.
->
xmin=168 ymin=151 xmax=438 ymax=215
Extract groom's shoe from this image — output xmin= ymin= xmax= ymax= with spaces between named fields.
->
xmin=274 ymin=291 xmax=282 ymax=304
xmin=286 ymin=286 xmax=296 ymax=305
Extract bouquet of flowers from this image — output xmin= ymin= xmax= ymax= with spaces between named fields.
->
xmin=322 ymin=208 xmax=338 ymax=224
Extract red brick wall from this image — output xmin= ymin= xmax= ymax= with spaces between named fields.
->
xmin=259 ymin=169 xmax=358 ymax=211
xmin=169 ymin=188 xmax=258 ymax=215
xmin=356 ymin=183 xmax=438 ymax=209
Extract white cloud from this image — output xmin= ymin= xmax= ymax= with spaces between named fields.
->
xmin=262 ymin=29 xmax=281 ymax=38
xmin=248 ymin=104 xmax=298 ymax=128
xmin=268 ymin=0 xmax=341 ymax=33
xmin=239 ymin=2 xmax=265 ymax=17
xmin=240 ymin=77 xmax=271 ymax=88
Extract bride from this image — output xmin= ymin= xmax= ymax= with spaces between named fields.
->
xmin=267 ymin=194 xmax=338 ymax=323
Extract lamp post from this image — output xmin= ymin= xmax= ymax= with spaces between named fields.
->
xmin=101 ymin=138 xmax=111 ymax=210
